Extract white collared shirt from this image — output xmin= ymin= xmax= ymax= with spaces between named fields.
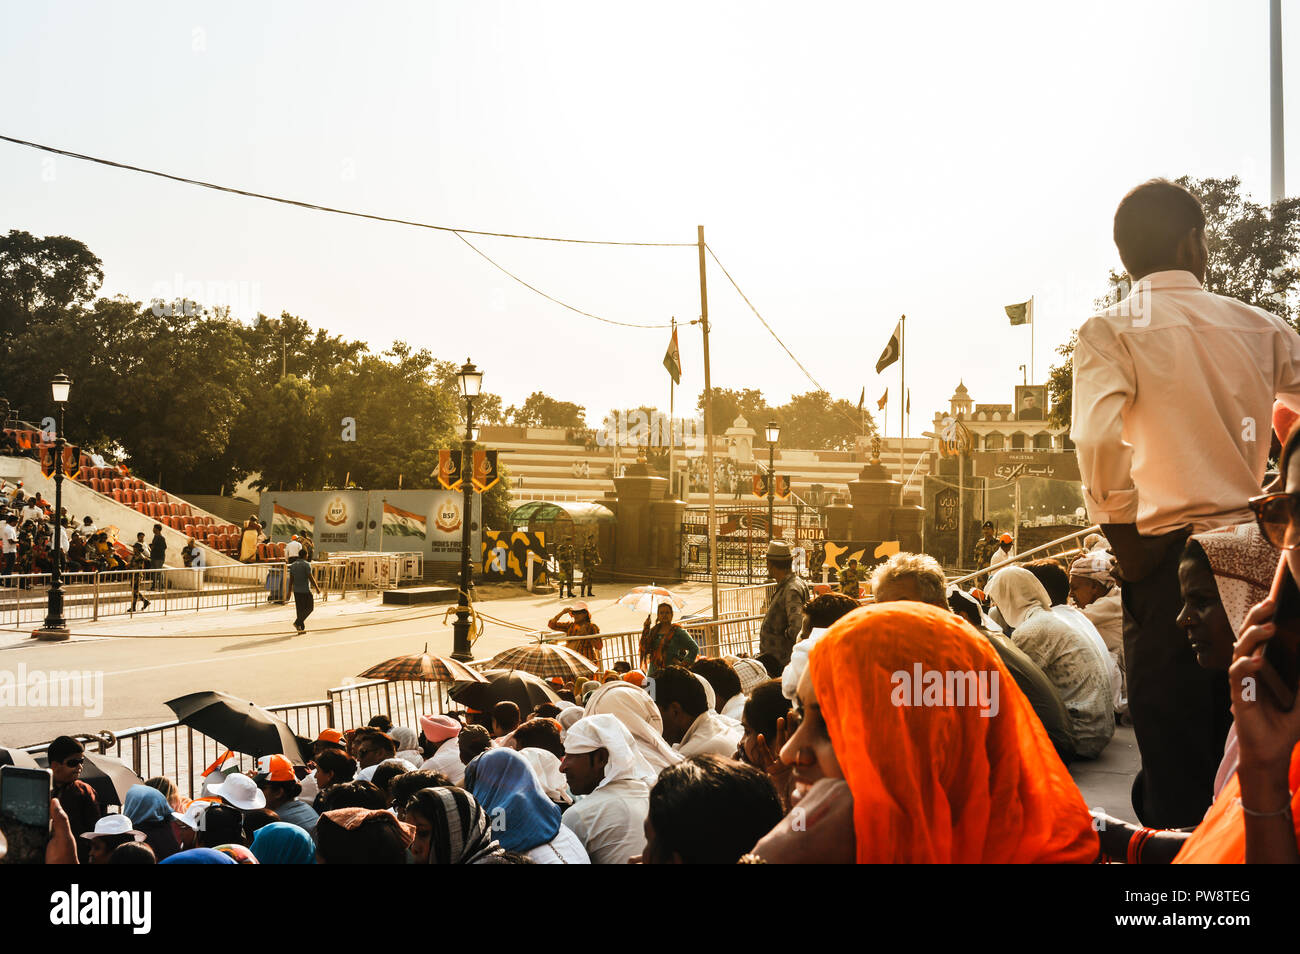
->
xmin=1072 ymin=270 xmax=1300 ymax=535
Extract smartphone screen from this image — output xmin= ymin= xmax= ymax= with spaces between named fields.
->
xmin=0 ymin=766 xmax=52 ymax=865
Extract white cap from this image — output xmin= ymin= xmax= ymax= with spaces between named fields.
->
xmin=207 ymin=772 xmax=266 ymax=810
xmin=171 ymin=799 xmax=215 ymax=831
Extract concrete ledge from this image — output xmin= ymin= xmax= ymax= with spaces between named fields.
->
xmin=381 ymin=586 xmax=459 ymax=606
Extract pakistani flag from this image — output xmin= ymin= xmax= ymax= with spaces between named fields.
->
xmin=1005 ymin=298 xmax=1034 ymax=325
xmin=663 ymin=327 xmax=682 ymax=384
xmin=875 ymin=320 xmax=901 ymax=374
xmin=382 ymin=502 xmax=427 ymax=539
xmin=271 ymin=504 xmax=314 ymax=540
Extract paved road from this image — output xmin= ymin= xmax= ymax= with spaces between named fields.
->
xmin=0 ymin=582 xmax=717 ymax=747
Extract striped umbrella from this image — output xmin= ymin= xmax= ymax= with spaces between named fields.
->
xmin=488 ymin=643 xmax=599 ymax=682
xmin=358 ymin=647 xmax=487 ymax=684
xmin=616 ymin=584 xmax=687 ymax=616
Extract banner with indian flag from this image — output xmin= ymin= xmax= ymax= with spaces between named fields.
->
xmin=382 ymin=502 xmax=428 ymax=539
xmin=271 ymin=504 xmax=315 ymax=540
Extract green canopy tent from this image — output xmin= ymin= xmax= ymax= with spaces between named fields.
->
xmin=508 ymin=500 xmax=616 ymax=557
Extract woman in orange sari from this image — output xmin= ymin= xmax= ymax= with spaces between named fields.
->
xmin=756 ymin=601 xmax=1098 ymax=863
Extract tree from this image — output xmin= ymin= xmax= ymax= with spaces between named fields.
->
xmin=507 ymin=392 xmax=586 ymax=428
xmin=773 ymin=390 xmax=874 ymax=450
xmin=697 ymin=388 xmax=773 ymax=436
xmin=0 ymin=230 xmax=103 ymax=348
xmin=1047 ymin=176 xmax=1300 ymax=426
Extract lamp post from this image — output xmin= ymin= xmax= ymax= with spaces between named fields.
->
xmin=451 ymin=359 xmax=482 ymax=661
xmin=39 ymin=373 xmax=72 ymax=641
xmin=765 ymin=420 xmax=780 ymax=544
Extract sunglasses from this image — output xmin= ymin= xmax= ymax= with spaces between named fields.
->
xmin=1249 ymin=491 xmax=1300 ymax=550
xmin=63 ymin=757 xmax=85 ymax=767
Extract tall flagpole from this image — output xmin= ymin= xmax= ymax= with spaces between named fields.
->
xmin=1030 ymin=295 xmax=1035 ymax=384
xmin=1273 ymin=0 xmax=1286 ymax=203
xmin=898 ymin=315 xmax=906 ymax=505
xmin=698 ymin=226 xmax=720 ymax=628
xmin=668 ymin=316 xmax=676 ymax=498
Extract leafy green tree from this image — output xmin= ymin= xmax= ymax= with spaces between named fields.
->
xmin=773 ymin=390 xmax=874 ymax=450
xmin=507 ymin=392 xmax=585 ymax=428
xmin=0 ymin=230 xmax=103 ymax=347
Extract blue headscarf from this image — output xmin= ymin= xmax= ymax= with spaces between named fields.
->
xmin=123 ymin=784 xmax=172 ymax=828
xmin=159 ymin=848 xmax=235 ymax=865
xmin=251 ymin=822 xmax=316 ymax=864
xmin=464 ymin=747 xmax=560 ymax=852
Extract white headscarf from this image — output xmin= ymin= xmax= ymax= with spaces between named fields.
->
xmin=556 ymin=705 xmax=585 ymax=734
xmin=515 ymin=747 xmax=572 ymax=805
xmin=693 ymin=672 xmax=716 ymax=710
xmin=584 ymin=681 xmax=682 ymax=775
xmin=733 ymin=657 xmax=770 ymax=696
xmin=390 ymin=726 xmax=422 ymax=765
xmin=781 ymin=627 xmax=829 ymax=700
xmin=986 ymin=566 xmax=1051 ymax=629
xmin=563 ymin=714 xmax=656 ymax=789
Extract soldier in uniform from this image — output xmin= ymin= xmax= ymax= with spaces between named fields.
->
xmin=556 ymin=540 xmax=576 ymax=599
xmin=579 ymin=538 xmax=601 ymax=597
xmin=838 ymin=557 xmax=862 ymax=598
xmin=970 ymin=521 xmax=999 ymax=570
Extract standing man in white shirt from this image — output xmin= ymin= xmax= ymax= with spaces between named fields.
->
xmin=1 ymin=514 xmax=17 ymax=577
xmin=285 ymin=534 xmax=303 ymax=560
xmin=1071 ymin=179 xmax=1300 ymax=828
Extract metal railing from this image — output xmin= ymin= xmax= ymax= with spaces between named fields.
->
xmin=0 ymin=561 xmax=354 ymax=628
xmin=715 ymin=582 xmax=774 ymax=618
xmin=947 ymin=525 xmax=1101 ymax=587
xmin=536 ymin=612 xmax=766 ymax=669
xmin=19 ymin=679 xmax=455 ymax=801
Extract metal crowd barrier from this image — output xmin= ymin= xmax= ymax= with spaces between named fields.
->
xmin=0 ymin=560 xmax=351 ymax=628
xmin=535 ymin=613 xmax=767 ymax=669
xmin=947 ymin=525 xmax=1102 ymax=588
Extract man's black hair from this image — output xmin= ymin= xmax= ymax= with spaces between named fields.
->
xmin=108 ymin=842 xmax=157 ymax=864
xmin=690 ymin=658 xmax=741 ymax=709
xmin=316 ymin=811 xmax=408 ymax=864
xmin=1024 ymin=559 xmax=1070 ymax=607
xmin=1113 ymin=179 xmax=1205 ymax=280
xmin=317 ymin=779 xmax=387 ymax=812
xmin=314 ymin=748 xmax=356 ymax=783
xmin=458 ymin=725 xmax=493 ymax=763
xmin=370 ymin=759 xmax=410 ymax=795
xmin=742 ymin=681 xmax=791 ymax=743
xmin=512 ymin=718 xmax=565 ymax=759
xmin=491 ymin=700 xmax=521 ymax=734
xmin=654 ymin=666 xmax=707 ymax=719
xmin=47 ymin=735 xmax=84 ymax=763
xmin=647 ymin=755 xmax=783 ymax=864
xmin=197 ymin=804 xmax=247 ymax=848
xmin=389 ymin=770 xmax=453 ymax=810
xmin=366 ymin=714 xmax=393 ymax=733
xmin=804 ymin=592 xmax=859 ymax=629
xmin=755 ymin=653 xmax=783 ymax=678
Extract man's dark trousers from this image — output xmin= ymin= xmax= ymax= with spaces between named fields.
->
xmin=294 ymin=590 xmax=314 ymax=629
xmin=1121 ymin=528 xmax=1232 ymax=829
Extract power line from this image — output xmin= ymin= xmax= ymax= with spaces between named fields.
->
xmin=704 ymin=243 xmax=865 ymax=432
xmin=0 ymin=134 xmax=695 ymax=247
xmin=452 ymin=231 xmax=673 ymax=329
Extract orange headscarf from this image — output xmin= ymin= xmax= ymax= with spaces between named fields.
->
xmin=809 ymin=602 xmax=1099 ymax=863
xmin=1172 ymin=741 xmax=1300 ymax=863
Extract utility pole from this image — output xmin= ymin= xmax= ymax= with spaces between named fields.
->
xmin=898 ymin=315 xmax=906 ymax=505
xmin=698 ymin=226 xmax=720 ymax=628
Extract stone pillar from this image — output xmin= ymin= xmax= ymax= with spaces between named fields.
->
xmin=650 ymin=496 xmax=686 ymax=576
xmin=890 ymin=499 xmax=926 ymax=553
xmin=824 ymin=499 xmax=853 ymax=542
xmin=847 ymin=461 xmax=901 ymax=541
xmin=613 ymin=463 xmax=669 ymax=578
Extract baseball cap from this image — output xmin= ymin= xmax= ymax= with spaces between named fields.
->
xmin=208 ymin=772 xmax=267 ymax=810
xmin=81 ymin=812 xmax=146 ymax=842
xmin=999 ymin=533 xmax=1013 ymax=544
xmin=315 ymin=728 xmax=346 ymax=748
xmin=253 ymin=754 xmax=295 ymax=783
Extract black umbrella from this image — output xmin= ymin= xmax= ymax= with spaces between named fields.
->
xmin=165 ymin=690 xmax=312 ymax=764
xmin=0 ymin=745 xmax=40 ymax=770
xmin=35 ymin=751 xmax=142 ymax=807
xmin=448 ymin=669 xmax=561 ymax=714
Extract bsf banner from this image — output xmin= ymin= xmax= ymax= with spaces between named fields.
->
xmin=752 ymin=474 xmax=765 ymax=498
xmin=437 ymin=449 xmax=464 ymax=491
xmin=774 ymin=475 xmax=790 ymax=499
xmin=472 ymin=450 xmax=500 ymax=493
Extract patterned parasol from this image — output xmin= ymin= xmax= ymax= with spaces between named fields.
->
xmin=358 ymin=647 xmax=487 ymax=684
xmin=488 ymin=643 xmax=599 ymax=681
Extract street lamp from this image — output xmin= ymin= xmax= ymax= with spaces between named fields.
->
xmin=765 ymin=420 xmax=780 ymax=545
xmin=39 ymin=372 xmax=72 ymax=641
xmin=451 ymin=359 xmax=481 ymax=661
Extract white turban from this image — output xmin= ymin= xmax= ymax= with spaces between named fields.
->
xmin=563 ymin=714 xmax=656 ymax=789
xmin=584 ymin=681 xmax=682 ymax=775
xmin=515 ymin=747 xmax=572 ymax=804
xmin=733 ymin=657 xmax=770 ymax=696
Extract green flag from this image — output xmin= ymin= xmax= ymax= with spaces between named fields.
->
xmin=1005 ymin=299 xmax=1033 ymax=326
xmin=663 ymin=327 xmax=681 ymax=384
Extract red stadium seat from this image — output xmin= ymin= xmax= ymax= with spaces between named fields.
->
xmin=275 ymin=543 xmax=286 ymax=558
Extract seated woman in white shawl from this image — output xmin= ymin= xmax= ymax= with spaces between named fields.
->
xmin=987 ymin=566 xmax=1115 ymax=759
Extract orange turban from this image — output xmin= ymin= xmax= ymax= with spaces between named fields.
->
xmin=809 ymin=602 xmax=1099 ymax=863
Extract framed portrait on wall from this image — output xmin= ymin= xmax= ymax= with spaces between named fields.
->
xmin=1015 ymin=384 xmax=1047 ymax=421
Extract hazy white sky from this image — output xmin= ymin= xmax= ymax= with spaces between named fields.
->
xmin=2 ymin=1 xmax=1294 ymax=436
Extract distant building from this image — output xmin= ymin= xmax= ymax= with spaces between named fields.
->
xmin=928 ymin=381 xmax=1071 ymax=456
